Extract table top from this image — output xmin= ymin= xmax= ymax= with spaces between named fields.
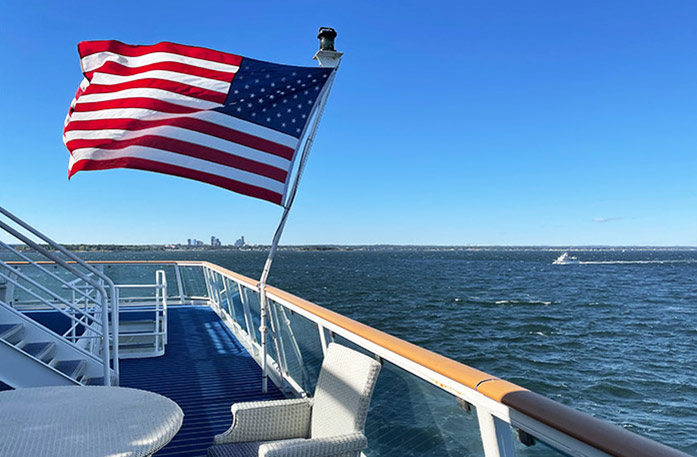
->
xmin=0 ymin=386 xmax=184 ymax=457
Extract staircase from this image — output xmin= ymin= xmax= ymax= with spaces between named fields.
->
xmin=0 ymin=205 xmax=119 ymax=387
xmin=0 ymin=300 xmax=113 ymax=386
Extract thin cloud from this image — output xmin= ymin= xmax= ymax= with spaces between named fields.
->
xmin=593 ymin=217 xmax=623 ymax=223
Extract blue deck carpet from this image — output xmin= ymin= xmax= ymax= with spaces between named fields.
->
xmin=120 ymin=306 xmax=286 ymax=457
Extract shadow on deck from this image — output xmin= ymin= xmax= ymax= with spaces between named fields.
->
xmin=120 ymin=306 xmax=286 ymax=457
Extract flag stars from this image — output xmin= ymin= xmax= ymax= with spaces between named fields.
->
xmin=222 ymin=60 xmax=332 ymax=137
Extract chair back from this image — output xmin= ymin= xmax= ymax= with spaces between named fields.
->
xmin=310 ymin=343 xmax=382 ymax=439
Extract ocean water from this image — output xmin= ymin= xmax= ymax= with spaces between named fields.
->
xmin=81 ymin=248 xmax=696 ymax=454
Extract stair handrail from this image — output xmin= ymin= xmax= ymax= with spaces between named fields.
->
xmin=0 ymin=206 xmax=119 ymax=384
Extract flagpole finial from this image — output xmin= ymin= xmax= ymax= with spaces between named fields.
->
xmin=314 ymin=27 xmax=343 ymax=68
xmin=318 ymin=27 xmax=337 ymax=51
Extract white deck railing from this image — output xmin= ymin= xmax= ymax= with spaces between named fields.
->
xmin=2 ymin=258 xmax=690 ymax=457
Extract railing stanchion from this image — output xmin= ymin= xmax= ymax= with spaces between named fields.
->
xmin=174 ymin=264 xmax=185 ymax=305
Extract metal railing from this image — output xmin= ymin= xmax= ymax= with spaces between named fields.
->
xmin=115 ymin=270 xmax=168 ymax=353
xmin=0 ymin=206 xmax=119 ymax=385
xmin=1 ymin=258 xmax=689 ymax=457
xmin=195 ymin=261 xmax=689 ymax=457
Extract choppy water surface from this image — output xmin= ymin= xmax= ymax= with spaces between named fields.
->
xmin=84 ymin=248 xmax=697 ymax=454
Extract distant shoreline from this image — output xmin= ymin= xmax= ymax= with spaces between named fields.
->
xmin=6 ymin=244 xmax=697 ymax=253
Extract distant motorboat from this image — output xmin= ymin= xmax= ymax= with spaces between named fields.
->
xmin=553 ymin=252 xmax=579 ymax=265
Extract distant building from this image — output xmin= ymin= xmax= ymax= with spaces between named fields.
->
xmin=187 ymin=239 xmax=193 ymax=246
xmin=211 ymin=236 xmax=221 ymax=247
xmin=234 ymin=236 xmax=246 ymax=247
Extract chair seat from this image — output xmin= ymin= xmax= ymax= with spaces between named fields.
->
xmin=207 ymin=441 xmax=265 ymax=457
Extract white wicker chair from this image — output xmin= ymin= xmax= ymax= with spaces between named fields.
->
xmin=208 ymin=343 xmax=382 ymax=457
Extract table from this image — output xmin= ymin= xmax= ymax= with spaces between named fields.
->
xmin=0 ymin=385 xmax=184 ymax=457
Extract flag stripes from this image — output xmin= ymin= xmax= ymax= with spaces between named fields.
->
xmin=64 ymin=40 xmax=333 ymax=205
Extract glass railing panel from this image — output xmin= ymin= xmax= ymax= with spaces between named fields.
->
xmin=241 ymin=286 xmax=261 ymax=343
xmin=224 ymin=277 xmax=243 ymax=322
xmin=269 ymin=300 xmax=325 ymax=393
xmin=101 ymin=264 xmax=179 ymax=301
xmin=213 ymin=272 xmax=229 ymax=312
xmin=332 ymin=335 xmax=485 ymax=457
xmin=179 ymin=265 xmax=208 ymax=298
xmin=5 ymin=264 xmax=96 ymax=309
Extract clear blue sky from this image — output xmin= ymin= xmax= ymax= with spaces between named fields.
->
xmin=1 ymin=1 xmax=695 ymax=246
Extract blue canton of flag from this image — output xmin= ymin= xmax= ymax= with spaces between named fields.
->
xmin=220 ymin=58 xmax=332 ymax=138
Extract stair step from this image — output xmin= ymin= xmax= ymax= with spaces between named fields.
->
xmin=22 ymin=342 xmax=56 ymax=363
xmin=120 ymin=342 xmax=157 ymax=349
xmin=82 ymin=374 xmax=118 ymax=386
xmin=0 ymin=323 xmax=24 ymax=344
xmin=120 ymin=319 xmax=156 ymax=326
xmin=54 ymin=359 xmax=86 ymax=380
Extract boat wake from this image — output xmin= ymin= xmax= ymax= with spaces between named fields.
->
xmin=578 ymin=259 xmax=697 ymax=265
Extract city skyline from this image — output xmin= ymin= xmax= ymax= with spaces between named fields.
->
xmin=1 ymin=1 xmax=695 ymax=246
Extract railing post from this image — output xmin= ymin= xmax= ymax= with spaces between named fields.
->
xmin=268 ymin=300 xmax=289 ymax=381
xmin=100 ymin=282 xmax=112 ymax=386
xmin=203 ymin=268 xmax=216 ymax=306
xmin=318 ymin=324 xmax=330 ymax=355
xmin=476 ymin=409 xmax=516 ymax=457
xmin=3 ymin=271 xmax=16 ymax=306
xmin=162 ymin=275 xmax=168 ymax=346
xmin=237 ymin=283 xmax=257 ymax=345
xmin=174 ymin=264 xmax=185 ymax=305
xmin=111 ymin=286 xmax=119 ymax=384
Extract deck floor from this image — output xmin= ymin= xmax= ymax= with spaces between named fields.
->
xmin=120 ymin=306 xmax=285 ymax=457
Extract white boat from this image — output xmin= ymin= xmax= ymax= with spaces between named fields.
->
xmin=553 ymin=252 xmax=579 ymax=265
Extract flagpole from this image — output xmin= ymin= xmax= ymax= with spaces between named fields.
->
xmin=258 ymin=28 xmax=343 ymax=393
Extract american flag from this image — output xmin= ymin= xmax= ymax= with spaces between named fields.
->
xmin=63 ymin=40 xmax=334 ymax=205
